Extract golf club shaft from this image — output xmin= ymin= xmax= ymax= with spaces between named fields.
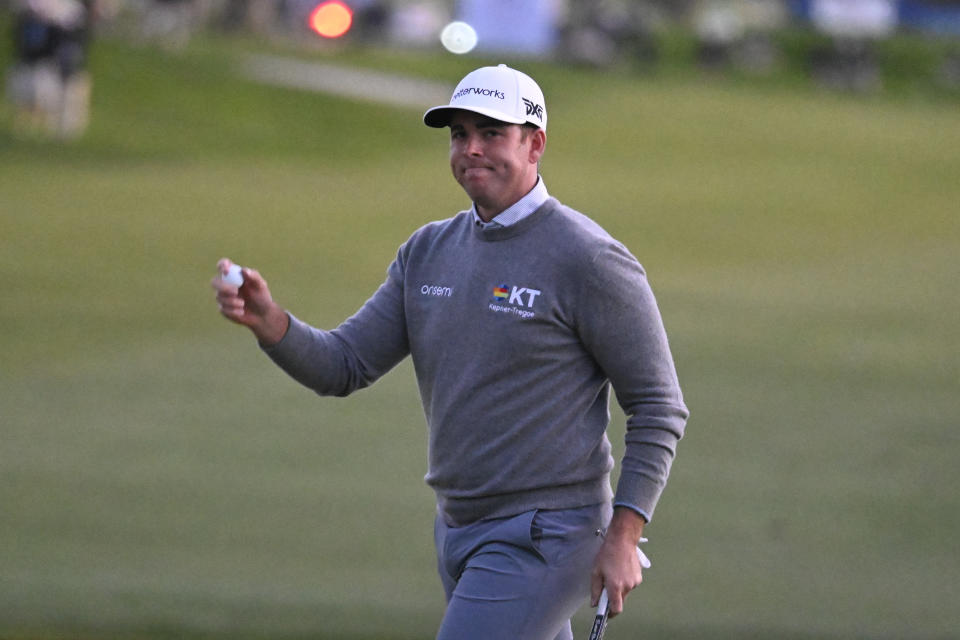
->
xmin=587 ymin=589 xmax=610 ymax=640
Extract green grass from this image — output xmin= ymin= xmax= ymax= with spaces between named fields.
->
xmin=2 ymin=29 xmax=959 ymax=640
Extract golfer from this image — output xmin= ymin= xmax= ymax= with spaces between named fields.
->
xmin=212 ymin=64 xmax=688 ymax=640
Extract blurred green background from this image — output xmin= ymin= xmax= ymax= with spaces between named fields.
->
xmin=2 ymin=16 xmax=959 ymax=640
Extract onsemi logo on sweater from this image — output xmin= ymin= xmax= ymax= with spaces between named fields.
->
xmin=421 ymin=283 xmax=454 ymax=297
xmin=489 ymin=283 xmax=541 ymax=319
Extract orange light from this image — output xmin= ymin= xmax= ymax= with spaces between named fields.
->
xmin=308 ymin=1 xmax=353 ymax=38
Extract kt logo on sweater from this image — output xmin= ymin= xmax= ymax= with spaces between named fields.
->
xmin=491 ymin=284 xmax=541 ymax=308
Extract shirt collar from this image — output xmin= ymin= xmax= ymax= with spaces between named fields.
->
xmin=472 ymin=176 xmax=550 ymax=229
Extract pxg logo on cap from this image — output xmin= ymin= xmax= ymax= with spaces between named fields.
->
xmin=424 ymin=64 xmax=547 ymax=131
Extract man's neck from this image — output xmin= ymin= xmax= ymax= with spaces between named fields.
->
xmin=475 ymin=176 xmax=539 ymax=223
xmin=476 ymin=206 xmax=500 ymax=223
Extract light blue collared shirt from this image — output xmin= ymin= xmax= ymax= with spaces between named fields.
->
xmin=472 ymin=176 xmax=550 ymax=229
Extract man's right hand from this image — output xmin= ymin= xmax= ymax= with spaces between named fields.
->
xmin=211 ymin=258 xmax=289 ymax=346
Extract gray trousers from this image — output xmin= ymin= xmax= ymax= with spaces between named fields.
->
xmin=434 ymin=502 xmax=612 ymax=640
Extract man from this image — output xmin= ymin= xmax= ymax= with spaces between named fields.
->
xmin=8 ymin=0 xmax=92 ymax=138
xmin=212 ymin=64 xmax=688 ymax=640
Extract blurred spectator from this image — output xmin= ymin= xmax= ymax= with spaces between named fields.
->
xmin=219 ymin=0 xmax=280 ymax=35
xmin=350 ymin=0 xmax=390 ymax=42
xmin=692 ymin=0 xmax=788 ymax=73
xmin=558 ymin=0 xmax=665 ymax=68
xmin=386 ymin=1 xmax=447 ymax=48
xmin=6 ymin=0 xmax=93 ymax=139
xmin=140 ymin=0 xmax=195 ymax=50
xmin=692 ymin=0 xmax=745 ymax=69
xmin=809 ymin=0 xmax=898 ymax=91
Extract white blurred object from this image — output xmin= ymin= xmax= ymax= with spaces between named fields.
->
xmin=693 ymin=1 xmax=745 ymax=44
xmin=440 ymin=21 xmax=478 ymax=54
xmin=25 ymin=0 xmax=85 ymax=28
xmin=811 ymin=0 xmax=898 ymax=38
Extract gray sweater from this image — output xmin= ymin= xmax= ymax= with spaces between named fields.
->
xmin=264 ymin=198 xmax=688 ymax=526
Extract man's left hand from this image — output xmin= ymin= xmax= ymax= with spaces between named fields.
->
xmin=590 ymin=506 xmax=647 ymax=618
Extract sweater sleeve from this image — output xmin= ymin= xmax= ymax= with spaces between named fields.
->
xmin=261 ymin=249 xmax=410 ymax=397
xmin=575 ymin=241 xmax=689 ymax=521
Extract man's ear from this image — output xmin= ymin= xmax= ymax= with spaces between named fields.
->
xmin=529 ymin=128 xmax=546 ymax=164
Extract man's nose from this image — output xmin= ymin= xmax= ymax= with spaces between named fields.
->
xmin=465 ymin=134 xmax=483 ymax=155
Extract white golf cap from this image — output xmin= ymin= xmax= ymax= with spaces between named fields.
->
xmin=424 ymin=64 xmax=547 ymax=131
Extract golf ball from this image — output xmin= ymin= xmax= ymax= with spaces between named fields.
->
xmin=440 ymin=21 xmax=478 ymax=55
xmin=223 ymin=264 xmax=244 ymax=287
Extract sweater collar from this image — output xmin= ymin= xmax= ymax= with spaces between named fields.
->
xmin=472 ymin=197 xmax=558 ymax=242
xmin=471 ymin=176 xmax=550 ymax=230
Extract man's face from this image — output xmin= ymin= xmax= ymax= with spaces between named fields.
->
xmin=448 ymin=111 xmax=545 ymax=221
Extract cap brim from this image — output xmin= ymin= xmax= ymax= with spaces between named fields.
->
xmin=423 ymin=105 xmax=527 ymax=128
